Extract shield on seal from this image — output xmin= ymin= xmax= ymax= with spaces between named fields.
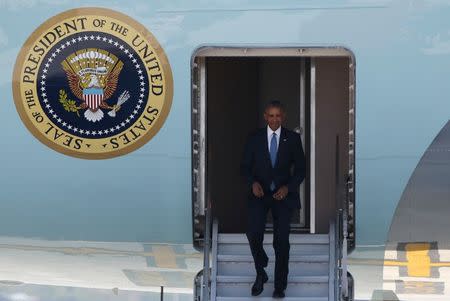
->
xmin=83 ymin=87 xmax=104 ymax=112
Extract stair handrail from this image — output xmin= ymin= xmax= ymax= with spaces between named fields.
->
xmin=335 ymin=208 xmax=349 ymax=301
xmin=201 ymin=201 xmax=213 ymax=301
xmin=193 ymin=270 xmax=203 ymax=301
xmin=210 ymin=219 xmax=218 ymax=300
xmin=329 ymin=219 xmax=336 ymax=301
xmin=342 ymin=208 xmax=349 ymax=299
xmin=333 ymin=134 xmax=351 ymax=300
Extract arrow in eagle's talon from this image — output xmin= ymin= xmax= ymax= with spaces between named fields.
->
xmin=108 ymin=90 xmax=129 ymax=117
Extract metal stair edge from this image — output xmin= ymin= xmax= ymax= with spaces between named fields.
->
xmin=218 ymin=234 xmax=329 ymax=244
xmin=216 ymin=275 xmax=329 ymax=283
xmin=217 ymin=254 xmax=329 ymax=262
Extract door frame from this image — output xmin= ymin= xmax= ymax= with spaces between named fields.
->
xmin=191 ymin=46 xmax=355 ymax=247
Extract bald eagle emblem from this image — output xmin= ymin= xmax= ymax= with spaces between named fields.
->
xmin=60 ymin=48 xmax=129 ymax=122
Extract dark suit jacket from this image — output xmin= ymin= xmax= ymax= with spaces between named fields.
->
xmin=241 ymin=127 xmax=306 ymax=209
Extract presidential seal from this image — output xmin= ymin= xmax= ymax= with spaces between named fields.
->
xmin=12 ymin=8 xmax=173 ymax=159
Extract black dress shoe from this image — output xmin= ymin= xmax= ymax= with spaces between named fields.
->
xmin=251 ymin=271 xmax=268 ymax=296
xmin=272 ymin=289 xmax=285 ymax=298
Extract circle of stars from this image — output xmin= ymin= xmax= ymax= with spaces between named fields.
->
xmin=39 ymin=34 xmax=147 ymax=137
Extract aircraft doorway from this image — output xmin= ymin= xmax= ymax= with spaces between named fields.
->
xmin=192 ymin=48 xmax=355 ymax=245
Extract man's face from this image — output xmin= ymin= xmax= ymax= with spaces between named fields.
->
xmin=264 ymin=106 xmax=285 ymax=131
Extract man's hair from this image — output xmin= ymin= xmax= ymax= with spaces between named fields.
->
xmin=265 ymin=100 xmax=284 ymax=112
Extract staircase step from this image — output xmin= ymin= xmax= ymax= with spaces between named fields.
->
xmin=218 ymin=243 xmax=329 ymax=256
xmin=217 ymin=297 xmax=328 ymax=301
xmin=216 ymin=281 xmax=328 ymax=298
xmin=218 ymin=234 xmax=329 ymax=244
xmin=217 ymin=275 xmax=328 ymax=283
xmin=218 ymin=254 xmax=328 ymax=263
xmin=216 ymin=296 xmax=328 ymax=301
xmin=213 ymin=233 xmax=330 ymax=299
xmin=217 ymin=260 xmax=328 ymax=277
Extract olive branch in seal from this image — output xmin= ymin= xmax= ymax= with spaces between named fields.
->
xmin=59 ymin=89 xmax=80 ymax=117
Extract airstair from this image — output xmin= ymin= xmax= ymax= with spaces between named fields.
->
xmin=194 ymin=209 xmax=354 ymax=301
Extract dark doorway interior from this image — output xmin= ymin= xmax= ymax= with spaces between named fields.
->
xmin=206 ymin=57 xmax=307 ymax=233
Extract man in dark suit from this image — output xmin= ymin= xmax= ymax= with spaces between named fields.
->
xmin=241 ymin=101 xmax=306 ymax=298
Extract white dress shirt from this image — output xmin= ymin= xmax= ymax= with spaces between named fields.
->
xmin=267 ymin=125 xmax=281 ymax=152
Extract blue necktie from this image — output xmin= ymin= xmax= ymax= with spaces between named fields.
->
xmin=270 ymin=132 xmax=277 ymax=190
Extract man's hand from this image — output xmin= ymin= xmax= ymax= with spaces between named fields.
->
xmin=252 ymin=182 xmax=264 ymax=198
xmin=273 ymin=185 xmax=288 ymax=201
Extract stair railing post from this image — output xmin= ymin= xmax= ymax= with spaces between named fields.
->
xmin=329 ymin=220 xmax=336 ymax=301
xmin=342 ymin=209 xmax=349 ymax=299
xmin=202 ymin=201 xmax=212 ymax=301
xmin=193 ymin=270 xmax=203 ymax=301
xmin=210 ymin=219 xmax=218 ymax=300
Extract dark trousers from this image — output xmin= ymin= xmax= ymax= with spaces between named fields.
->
xmin=246 ymin=196 xmax=293 ymax=291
